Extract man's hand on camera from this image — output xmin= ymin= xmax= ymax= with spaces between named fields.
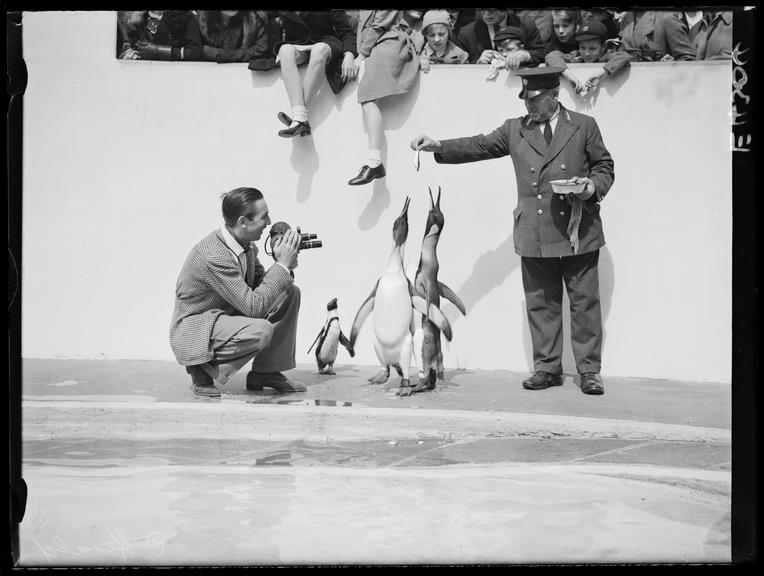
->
xmin=273 ymin=229 xmax=300 ymax=271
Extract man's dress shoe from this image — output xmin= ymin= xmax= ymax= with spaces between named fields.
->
xmin=580 ymin=373 xmax=605 ymax=395
xmin=522 ymin=371 xmax=563 ymax=390
xmin=348 ymin=163 xmax=386 ymax=186
xmin=278 ymin=121 xmax=311 ymax=138
xmin=246 ymin=371 xmax=307 ymax=394
xmin=187 ymin=365 xmax=220 ymax=398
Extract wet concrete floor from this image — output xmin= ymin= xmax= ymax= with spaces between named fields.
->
xmin=18 ymin=359 xmax=731 ymax=565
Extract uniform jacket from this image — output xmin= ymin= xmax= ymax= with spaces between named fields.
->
xmin=169 ymin=229 xmax=294 ymax=366
xmin=435 ymin=106 xmax=615 ymax=258
xmin=456 ymin=13 xmax=546 ymax=65
xmin=271 ymin=10 xmax=357 ymax=94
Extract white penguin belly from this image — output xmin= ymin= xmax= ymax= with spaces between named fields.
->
xmin=318 ymin=324 xmax=340 ymax=362
xmin=373 ymin=274 xmax=412 ymax=346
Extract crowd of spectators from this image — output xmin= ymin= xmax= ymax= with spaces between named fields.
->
xmin=117 ymin=9 xmax=733 ymax=65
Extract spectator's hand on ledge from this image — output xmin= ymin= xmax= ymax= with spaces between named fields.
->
xmin=354 ymin=54 xmax=366 ymax=69
xmin=410 ymin=135 xmax=442 ymax=153
xmin=563 ymin=70 xmax=585 ymax=94
xmin=273 ymin=229 xmax=300 ymax=271
xmin=477 ymin=49 xmax=501 ymax=64
xmin=419 ymin=56 xmax=431 ymax=74
xmin=341 ymin=52 xmax=358 ymax=81
xmin=504 ymin=50 xmax=530 ymax=71
xmin=585 ymin=69 xmax=608 ymax=91
xmin=660 ymin=53 xmax=675 ymax=62
xmin=120 ymin=47 xmax=140 ymax=60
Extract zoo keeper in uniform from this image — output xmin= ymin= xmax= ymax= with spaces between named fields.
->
xmin=410 ymin=66 xmax=615 ymax=395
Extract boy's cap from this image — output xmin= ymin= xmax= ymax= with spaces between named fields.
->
xmin=421 ymin=9 xmax=452 ymax=32
xmin=575 ymin=22 xmax=609 ymax=42
xmin=494 ymin=26 xmax=526 ymax=45
xmin=516 ymin=66 xmax=564 ymax=99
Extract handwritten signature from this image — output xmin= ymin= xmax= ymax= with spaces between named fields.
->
xmin=33 ymin=527 xmax=167 ymax=562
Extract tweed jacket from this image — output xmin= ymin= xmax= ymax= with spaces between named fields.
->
xmin=169 ymin=229 xmax=294 ymax=366
xmin=435 ymin=106 xmax=614 ymax=258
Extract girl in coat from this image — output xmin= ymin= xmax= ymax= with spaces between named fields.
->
xmin=417 ymin=9 xmax=469 ymax=74
xmin=347 ymin=10 xmax=419 ymax=186
xmin=272 ymin=10 xmax=358 ymax=138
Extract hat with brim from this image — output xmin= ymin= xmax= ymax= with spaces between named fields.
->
xmin=516 ymin=66 xmax=564 ymax=99
xmin=575 ymin=22 xmax=609 ymax=42
xmin=494 ymin=25 xmax=525 ymax=45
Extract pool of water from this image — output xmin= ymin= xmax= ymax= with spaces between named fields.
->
xmin=19 ymin=456 xmax=730 ymax=566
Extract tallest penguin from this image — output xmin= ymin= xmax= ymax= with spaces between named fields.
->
xmin=349 ymin=197 xmax=453 ymax=396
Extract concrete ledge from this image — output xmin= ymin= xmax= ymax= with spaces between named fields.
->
xmin=23 ymin=400 xmax=731 ymax=444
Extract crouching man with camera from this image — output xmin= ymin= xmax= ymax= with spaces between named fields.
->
xmin=170 ymin=187 xmax=306 ymax=397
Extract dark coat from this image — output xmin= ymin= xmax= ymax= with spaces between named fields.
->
xmin=198 ymin=10 xmax=269 ymax=63
xmin=456 ymin=13 xmax=546 ymax=65
xmin=274 ymin=10 xmax=358 ymax=94
xmin=435 ymin=107 xmax=615 ymax=258
xmin=117 ymin=10 xmax=203 ymax=61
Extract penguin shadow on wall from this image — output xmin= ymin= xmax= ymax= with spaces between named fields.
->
xmin=445 ymin=235 xmax=519 ymax=328
xmin=520 ymin=245 xmax=615 ymax=377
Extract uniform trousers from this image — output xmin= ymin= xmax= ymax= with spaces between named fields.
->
xmin=521 ymin=250 xmax=602 ymax=375
xmin=200 ymin=285 xmax=300 ymax=386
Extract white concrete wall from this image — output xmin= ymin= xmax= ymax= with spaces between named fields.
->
xmin=21 ymin=11 xmax=732 ymax=383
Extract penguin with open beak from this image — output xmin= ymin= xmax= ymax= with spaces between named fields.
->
xmin=349 ymin=197 xmax=454 ymax=396
xmin=409 ymin=187 xmax=467 ymax=395
xmin=308 ymin=298 xmax=354 ymax=374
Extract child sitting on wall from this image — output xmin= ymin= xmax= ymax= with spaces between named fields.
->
xmin=545 ymin=21 xmax=629 ymax=96
xmin=418 ymin=10 xmax=469 ymax=74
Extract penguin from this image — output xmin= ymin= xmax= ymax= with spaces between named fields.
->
xmin=308 ymin=298 xmax=354 ymax=374
xmin=409 ymin=187 xmax=467 ymax=395
xmin=349 ymin=197 xmax=454 ymax=396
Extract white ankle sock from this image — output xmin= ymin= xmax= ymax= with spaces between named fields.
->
xmin=367 ymin=149 xmax=382 ymax=167
xmin=292 ymin=105 xmax=308 ymax=123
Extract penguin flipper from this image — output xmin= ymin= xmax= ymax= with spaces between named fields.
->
xmin=339 ymin=330 xmax=355 ymax=358
xmin=307 ymin=327 xmax=325 ymax=354
xmin=349 ymin=280 xmax=379 ymax=350
xmin=438 ymin=281 xmax=467 ymax=315
xmin=411 ymin=296 xmax=453 ymax=342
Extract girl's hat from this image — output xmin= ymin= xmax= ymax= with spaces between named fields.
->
xmin=421 ymin=9 xmax=452 ymax=32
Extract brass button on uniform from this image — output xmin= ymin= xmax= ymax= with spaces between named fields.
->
xmin=561 ymin=164 xmax=566 ymax=170
xmin=537 ymin=209 xmax=543 ymax=215
xmin=560 ymin=211 xmax=566 ymax=216
xmin=537 ymin=194 xmax=542 ymax=200
xmin=532 ymin=182 xmax=538 ymax=187
xmin=530 ymin=167 xmax=535 ymax=172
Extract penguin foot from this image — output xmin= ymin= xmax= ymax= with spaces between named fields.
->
xmin=409 ymin=379 xmax=436 ymax=394
xmin=368 ymin=369 xmax=390 ymax=385
xmin=396 ymin=379 xmax=413 ymax=397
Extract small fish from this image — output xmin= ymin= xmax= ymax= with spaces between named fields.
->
xmin=413 ymin=148 xmax=421 ymax=172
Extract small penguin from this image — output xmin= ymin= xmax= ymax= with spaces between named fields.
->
xmin=308 ymin=298 xmax=354 ymax=374
xmin=349 ymin=197 xmax=453 ymax=396
xmin=409 ymin=187 xmax=466 ymax=396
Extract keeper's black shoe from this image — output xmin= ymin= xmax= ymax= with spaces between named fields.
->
xmin=522 ymin=371 xmax=563 ymax=390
